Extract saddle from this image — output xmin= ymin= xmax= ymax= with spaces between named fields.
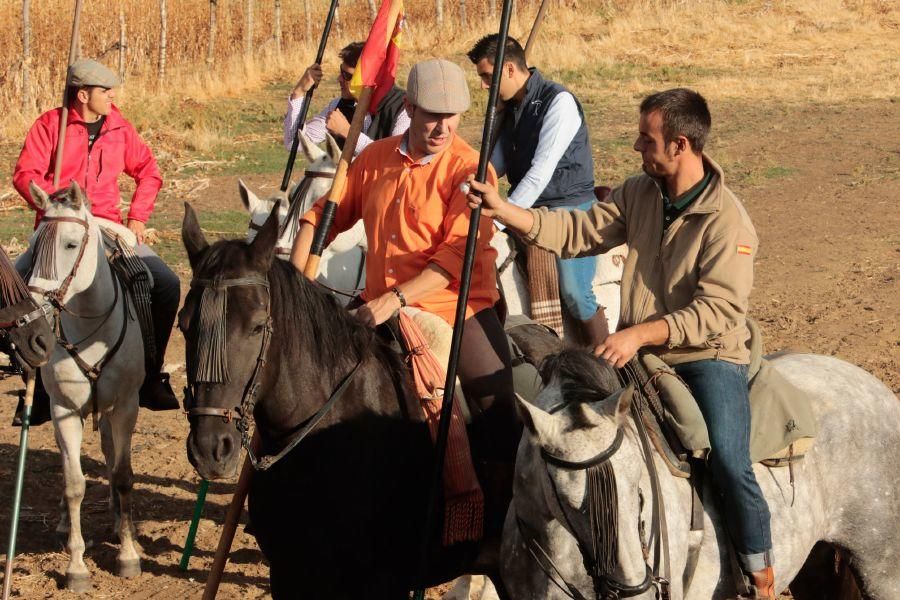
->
xmin=630 ymin=318 xmax=817 ymax=480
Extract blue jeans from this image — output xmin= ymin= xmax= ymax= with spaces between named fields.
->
xmin=674 ymin=359 xmax=773 ymax=572
xmin=557 ymin=200 xmax=599 ymax=321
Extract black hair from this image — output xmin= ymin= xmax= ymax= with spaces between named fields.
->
xmin=639 ymin=88 xmax=711 ymax=152
xmin=466 ymin=34 xmax=528 ymax=71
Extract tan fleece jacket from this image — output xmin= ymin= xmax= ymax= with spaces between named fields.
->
xmin=525 ymin=156 xmax=757 ymax=365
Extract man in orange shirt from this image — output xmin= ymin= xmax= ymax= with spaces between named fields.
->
xmin=292 ymin=58 xmax=518 ymax=513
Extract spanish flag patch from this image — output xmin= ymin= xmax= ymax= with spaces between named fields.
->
xmin=737 ymin=245 xmax=753 ymax=255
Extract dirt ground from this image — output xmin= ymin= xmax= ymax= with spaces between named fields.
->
xmin=0 ymin=99 xmax=896 ymax=599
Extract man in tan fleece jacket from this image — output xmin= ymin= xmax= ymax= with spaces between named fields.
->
xmin=467 ymin=88 xmax=775 ymax=599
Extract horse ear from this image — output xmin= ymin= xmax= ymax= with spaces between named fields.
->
xmin=298 ymin=129 xmax=324 ymax=163
xmin=249 ymin=200 xmax=280 ymax=270
xmin=182 ymin=202 xmax=209 ymax=269
xmin=29 ymin=181 xmax=49 ymax=211
xmin=515 ymin=393 xmax=558 ymax=442
xmin=238 ymin=179 xmax=259 ymax=213
xmin=594 ymin=384 xmax=633 ymax=424
xmin=69 ymin=181 xmax=87 ymax=209
xmin=324 ymin=132 xmax=341 ymax=164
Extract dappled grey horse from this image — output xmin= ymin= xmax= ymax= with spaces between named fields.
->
xmin=26 ymin=182 xmax=145 ymax=592
xmin=507 ymin=350 xmax=899 ymax=599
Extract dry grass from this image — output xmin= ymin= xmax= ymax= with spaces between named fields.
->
xmin=0 ymin=0 xmax=897 ymax=146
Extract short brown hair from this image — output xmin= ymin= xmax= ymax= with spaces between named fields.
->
xmin=466 ymin=34 xmax=527 ymax=71
xmin=640 ymin=88 xmax=711 ymax=152
xmin=339 ymin=42 xmax=365 ymax=67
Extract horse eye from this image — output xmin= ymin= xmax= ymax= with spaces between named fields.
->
xmin=65 ymin=242 xmax=78 ymax=250
xmin=252 ymin=324 xmax=266 ymax=335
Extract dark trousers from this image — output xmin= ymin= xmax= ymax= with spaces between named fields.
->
xmin=674 ymin=359 xmax=773 ymax=572
xmin=135 ymin=244 xmax=180 ymax=370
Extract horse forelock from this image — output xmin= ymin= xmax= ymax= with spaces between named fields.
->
xmin=539 ymin=350 xmax=622 ymax=407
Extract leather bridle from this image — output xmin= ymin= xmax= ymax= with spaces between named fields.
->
xmin=27 ymin=215 xmax=131 ymax=429
xmin=183 ymin=273 xmax=363 ymax=471
xmin=516 ymin=386 xmax=671 ymax=600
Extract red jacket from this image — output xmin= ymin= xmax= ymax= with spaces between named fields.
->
xmin=13 ymin=105 xmax=162 ymax=227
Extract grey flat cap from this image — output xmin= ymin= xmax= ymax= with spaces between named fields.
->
xmin=68 ymin=59 xmax=121 ymax=89
xmin=406 ymin=59 xmax=470 ymax=114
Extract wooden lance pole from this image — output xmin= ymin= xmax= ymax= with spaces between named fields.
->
xmin=281 ymin=0 xmax=340 ymax=199
xmin=53 ymin=0 xmax=85 ymax=189
xmin=410 ymin=0 xmax=514 ymax=596
xmin=303 ymin=0 xmax=402 ymax=281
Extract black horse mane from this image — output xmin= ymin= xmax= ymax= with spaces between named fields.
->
xmin=539 ymin=349 xmax=622 ymax=404
xmin=196 ymin=239 xmax=412 ymax=392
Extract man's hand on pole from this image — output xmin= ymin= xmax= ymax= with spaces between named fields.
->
xmin=326 ymin=110 xmax=351 ymax=139
xmin=291 ymin=63 xmax=324 ymax=100
xmin=465 ymin=176 xmax=535 ymax=234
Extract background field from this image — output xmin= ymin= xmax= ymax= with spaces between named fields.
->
xmin=0 ymin=0 xmax=898 ymax=597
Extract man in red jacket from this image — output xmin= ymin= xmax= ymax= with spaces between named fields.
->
xmin=12 ymin=58 xmax=180 ymax=413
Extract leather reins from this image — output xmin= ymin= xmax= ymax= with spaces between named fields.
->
xmin=27 ymin=215 xmax=131 ymax=430
xmin=516 ymin=384 xmax=672 ymax=600
xmin=183 ymin=274 xmax=364 ymax=471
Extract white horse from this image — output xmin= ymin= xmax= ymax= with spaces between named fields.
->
xmin=240 ymin=130 xmax=367 ymax=305
xmin=508 ymin=351 xmax=900 ymax=599
xmin=26 ymin=182 xmax=145 ymax=592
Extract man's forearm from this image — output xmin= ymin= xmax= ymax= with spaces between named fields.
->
xmin=290 ymin=222 xmax=315 ymax=272
xmin=634 ymin=319 xmax=670 ymax=347
xmin=396 ymin=263 xmax=452 ymax=305
xmin=493 ymin=203 xmax=535 ymax=236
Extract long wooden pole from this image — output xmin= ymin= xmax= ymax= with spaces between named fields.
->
xmin=303 ymin=0 xmax=403 ymax=280
xmin=1 ymin=375 xmax=36 ymax=600
xmin=52 ymin=0 xmax=84 ymax=189
xmin=280 ymin=0 xmax=340 ymax=195
xmin=411 ymin=0 xmax=514 ymax=597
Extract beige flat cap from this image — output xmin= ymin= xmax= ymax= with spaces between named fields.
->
xmin=406 ymin=58 xmax=470 ymax=114
xmin=68 ymin=59 xmax=121 ymax=89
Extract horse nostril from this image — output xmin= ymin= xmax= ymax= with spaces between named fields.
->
xmin=213 ymin=434 xmax=234 ymax=465
xmin=33 ymin=333 xmax=50 ymax=354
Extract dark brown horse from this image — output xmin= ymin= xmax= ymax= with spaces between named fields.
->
xmin=180 ymin=203 xmax=536 ymax=599
xmin=0 ymin=246 xmax=53 ymax=369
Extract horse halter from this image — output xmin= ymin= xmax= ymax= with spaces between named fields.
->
xmin=517 ymin=388 xmax=670 ymax=600
xmin=184 ymin=273 xmax=363 ymax=472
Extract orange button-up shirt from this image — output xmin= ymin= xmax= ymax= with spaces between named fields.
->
xmin=301 ymin=133 xmax=499 ymax=326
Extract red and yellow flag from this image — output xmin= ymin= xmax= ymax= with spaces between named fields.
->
xmin=349 ymin=0 xmax=404 ymax=114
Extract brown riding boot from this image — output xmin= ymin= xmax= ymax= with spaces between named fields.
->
xmin=748 ymin=566 xmax=776 ymax=599
xmin=580 ymin=307 xmax=610 ymax=349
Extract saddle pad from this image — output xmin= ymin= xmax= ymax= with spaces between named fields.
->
xmin=642 ymin=353 xmax=818 ymax=464
xmin=526 ymin=245 xmax=564 ymax=338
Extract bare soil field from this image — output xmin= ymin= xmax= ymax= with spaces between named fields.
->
xmin=0 ymin=93 xmax=896 ymax=599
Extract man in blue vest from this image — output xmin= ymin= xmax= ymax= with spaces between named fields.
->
xmin=467 ymin=35 xmax=607 ymax=345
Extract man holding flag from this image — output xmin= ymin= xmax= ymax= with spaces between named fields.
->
xmin=284 ymin=41 xmax=409 ymax=155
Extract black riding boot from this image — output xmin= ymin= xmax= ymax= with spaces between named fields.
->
xmin=139 ymin=291 xmax=179 ymax=411
xmin=11 ymin=368 xmax=52 ymax=427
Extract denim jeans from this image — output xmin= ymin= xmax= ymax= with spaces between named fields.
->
xmin=556 ymin=199 xmax=599 ymax=321
xmin=674 ymin=359 xmax=773 ymax=572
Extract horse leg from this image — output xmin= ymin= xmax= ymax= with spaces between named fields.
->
xmin=104 ymin=399 xmax=141 ymax=578
xmin=99 ymin=418 xmax=121 ymax=537
xmin=52 ymin=412 xmax=91 ymax=592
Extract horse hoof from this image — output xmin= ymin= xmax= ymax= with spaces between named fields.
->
xmin=117 ymin=558 xmax=141 ymax=578
xmin=66 ymin=572 xmax=91 ymax=593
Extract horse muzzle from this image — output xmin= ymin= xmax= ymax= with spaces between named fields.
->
xmin=186 ymin=425 xmax=241 ymax=480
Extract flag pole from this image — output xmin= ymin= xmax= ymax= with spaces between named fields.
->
xmin=281 ymin=0 xmax=340 ymax=200
xmin=410 ymin=0 xmax=514 ymax=596
xmin=303 ymin=0 xmax=403 ymax=280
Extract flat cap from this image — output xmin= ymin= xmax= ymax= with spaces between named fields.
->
xmin=406 ymin=59 xmax=470 ymax=114
xmin=68 ymin=59 xmax=121 ymax=89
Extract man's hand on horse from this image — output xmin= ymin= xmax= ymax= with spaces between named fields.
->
xmin=127 ymin=219 xmax=145 ymax=245
xmin=354 ymin=292 xmax=402 ymax=328
xmin=325 ymin=110 xmax=351 ymax=139
xmin=594 ymin=320 xmax=670 ymax=368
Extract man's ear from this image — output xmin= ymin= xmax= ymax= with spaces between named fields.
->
xmin=404 ymin=98 xmax=414 ymax=119
xmin=75 ymin=87 xmax=90 ymax=105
